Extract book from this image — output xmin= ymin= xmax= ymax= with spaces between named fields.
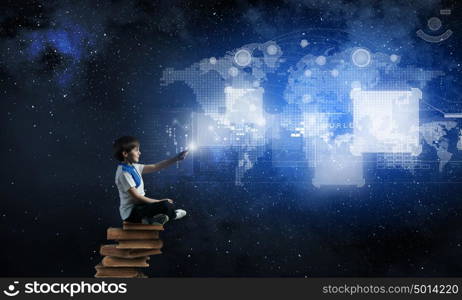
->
xmin=94 ymin=263 xmax=140 ymax=278
xmin=107 ymin=227 xmax=159 ymax=240
xmin=123 ymin=221 xmax=164 ymax=231
xmin=116 ymin=239 xmax=163 ymax=249
xmin=102 ymin=256 xmax=149 ymax=267
xmin=100 ymin=244 xmax=162 ymax=258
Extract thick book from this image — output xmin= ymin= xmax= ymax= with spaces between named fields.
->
xmin=107 ymin=227 xmax=159 ymax=240
xmin=102 ymin=256 xmax=149 ymax=267
xmin=122 ymin=221 xmax=164 ymax=231
xmin=116 ymin=239 xmax=164 ymax=249
xmin=94 ymin=263 xmax=141 ymax=278
xmin=100 ymin=244 xmax=162 ymax=258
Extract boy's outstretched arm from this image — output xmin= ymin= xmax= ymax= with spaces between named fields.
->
xmin=142 ymin=150 xmax=189 ymax=174
xmin=127 ymin=187 xmax=173 ymax=204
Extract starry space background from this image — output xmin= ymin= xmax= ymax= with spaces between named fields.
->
xmin=2 ymin=0 xmax=462 ymax=277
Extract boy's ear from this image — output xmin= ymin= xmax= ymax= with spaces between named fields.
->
xmin=122 ymin=151 xmax=128 ymax=158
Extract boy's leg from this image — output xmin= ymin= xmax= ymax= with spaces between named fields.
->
xmin=134 ymin=201 xmax=177 ymax=221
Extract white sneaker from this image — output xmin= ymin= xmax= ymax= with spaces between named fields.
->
xmin=174 ymin=209 xmax=187 ymax=220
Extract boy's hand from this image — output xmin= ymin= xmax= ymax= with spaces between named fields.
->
xmin=162 ymin=198 xmax=174 ymax=204
xmin=176 ymin=150 xmax=189 ymax=161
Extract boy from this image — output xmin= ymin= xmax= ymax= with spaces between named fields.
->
xmin=113 ymin=136 xmax=188 ymax=225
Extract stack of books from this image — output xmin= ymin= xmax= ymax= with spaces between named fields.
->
xmin=94 ymin=221 xmax=164 ymax=278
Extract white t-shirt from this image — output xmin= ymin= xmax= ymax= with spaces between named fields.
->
xmin=115 ymin=163 xmax=145 ymax=220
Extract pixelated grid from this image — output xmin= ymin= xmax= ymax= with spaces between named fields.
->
xmin=158 ymin=40 xmax=460 ymax=186
xmin=376 ymin=153 xmax=431 ymax=170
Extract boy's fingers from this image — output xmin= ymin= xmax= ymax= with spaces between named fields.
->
xmin=178 ymin=151 xmax=188 ymax=160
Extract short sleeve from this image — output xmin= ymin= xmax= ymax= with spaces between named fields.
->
xmin=134 ymin=163 xmax=145 ymax=175
xmin=118 ymin=171 xmax=136 ymax=192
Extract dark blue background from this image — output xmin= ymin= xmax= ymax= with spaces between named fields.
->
xmin=1 ymin=0 xmax=462 ymax=276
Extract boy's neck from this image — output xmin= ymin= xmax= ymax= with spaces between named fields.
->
xmin=121 ymin=160 xmax=133 ymax=166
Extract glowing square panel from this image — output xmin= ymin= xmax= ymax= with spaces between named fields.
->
xmin=312 ymin=151 xmax=365 ymax=187
xmin=312 ymin=135 xmax=365 ymax=187
xmin=350 ymin=88 xmax=422 ymax=156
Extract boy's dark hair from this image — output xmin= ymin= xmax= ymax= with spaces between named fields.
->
xmin=113 ymin=136 xmax=140 ymax=162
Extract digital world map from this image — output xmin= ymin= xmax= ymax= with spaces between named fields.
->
xmin=160 ymin=40 xmax=461 ymax=187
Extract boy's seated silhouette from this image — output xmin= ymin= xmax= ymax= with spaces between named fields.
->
xmin=113 ymin=136 xmax=188 ymax=225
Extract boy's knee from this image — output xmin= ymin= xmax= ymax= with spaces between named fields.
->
xmin=161 ymin=201 xmax=173 ymax=208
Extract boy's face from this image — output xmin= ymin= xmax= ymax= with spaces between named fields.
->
xmin=123 ymin=146 xmax=141 ymax=163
